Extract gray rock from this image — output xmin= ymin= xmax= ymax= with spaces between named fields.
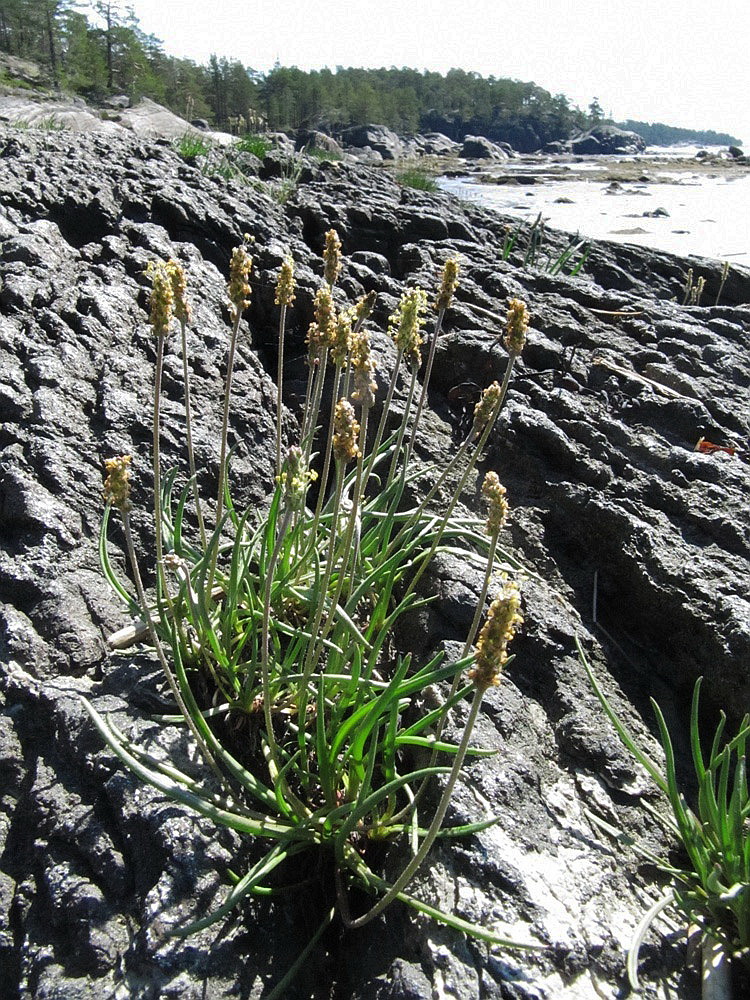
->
xmin=571 ymin=124 xmax=647 ymax=155
xmin=104 ymin=94 xmax=130 ymax=110
xmin=416 ymin=132 xmax=461 ymax=156
xmin=0 ymin=122 xmax=748 ymax=1000
xmin=341 ymin=123 xmax=404 ymax=160
xmin=460 ymin=135 xmax=509 ymax=160
xmin=266 ymin=130 xmax=296 ymax=156
xmin=0 ymin=52 xmax=49 ymax=88
xmin=298 ymin=128 xmax=343 ymax=156
xmin=346 ymin=144 xmax=384 ymax=165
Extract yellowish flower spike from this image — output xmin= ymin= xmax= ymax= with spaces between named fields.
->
xmin=103 ymin=455 xmax=132 ymax=512
xmin=278 ymin=446 xmax=317 ymax=508
xmin=436 ymin=256 xmax=460 ymax=313
xmin=505 ymin=298 xmax=529 ymax=356
xmin=388 ymin=287 xmax=427 ymax=367
xmin=354 ymin=290 xmax=377 ymax=324
xmin=481 ymin=471 xmax=509 ymax=534
xmin=275 ymin=256 xmax=296 ymax=307
xmin=351 ymin=328 xmax=377 ymax=407
xmin=227 ymin=239 xmax=253 ymax=318
xmin=331 ymin=309 xmax=353 ymax=368
xmin=323 ymin=228 xmax=342 ymax=287
xmin=306 ymin=320 xmax=323 ymax=363
xmin=147 ymin=261 xmax=174 ymax=338
xmin=333 ymin=398 xmax=361 ymax=463
xmin=165 ymin=259 xmax=190 ymax=324
xmin=470 ymin=576 xmax=523 ymax=691
xmin=472 ymin=381 xmax=501 ymax=434
xmin=314 ymin=285 xmax=337 ymax=349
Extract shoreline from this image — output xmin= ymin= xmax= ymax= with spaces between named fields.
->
xmin=433 ymin=151 xmax=750 ymax=265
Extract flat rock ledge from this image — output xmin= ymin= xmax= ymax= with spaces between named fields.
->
xmin=1 ymin=125 xmax=749 ymax=1000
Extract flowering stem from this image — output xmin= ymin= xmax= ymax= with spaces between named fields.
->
xmin=216 ymin=311 xmax=242 ymax=526
xmin=396 ymin=389 xmax=506 ymax=602
xmin=385 ymin=364 xmax=420 ymax=490
xmin=406 ymin=305 xmax=446 ymax=460
xmin=313 ymin=363 xmax=343 ymax=525
xmin=153 ymin=333 xmax=168 ymax=605
xmin=387 ymin=352 xmax=516 ymax=565
xmin=179 ymin=318 xmax=206 ymax=549
xmin=301 ymin=347 xmax=329 ymax=471
xmin=207 ymin=310 xmax=242 ymax=594
xmin=297 ymin=460 xmax=346 ymax=783
xmin=463 ymin=530 xmax=500 ymax=658
xmin=360 ymin=346 xmax=403 ymax=500
xmin=275 ymin=303 xmax=287 ymax=478
xmin=332 ymin=404 xmax=369 ymax=602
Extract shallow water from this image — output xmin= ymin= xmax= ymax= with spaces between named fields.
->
xmin=439 ymin=153 xmax=750 ymax=265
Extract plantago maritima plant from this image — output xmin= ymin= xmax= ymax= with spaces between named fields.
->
xmin=89 ymin=236 xmax=538 ymax=995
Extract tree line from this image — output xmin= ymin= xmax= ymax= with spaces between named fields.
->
xmin=0 ymin=2 xmax=738 ymax=149
xmin=619 ymin=119 xmax=739 ymax=148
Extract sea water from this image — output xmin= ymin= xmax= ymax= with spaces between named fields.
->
xmin=439 ymin=149 xmax=750 ymax=266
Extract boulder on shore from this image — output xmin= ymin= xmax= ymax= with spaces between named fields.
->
xmin=340 ymin=123 xmax=403 ymax=160
xmin=460 ymin=134 xmax=509 ymax=159
xmin=570 ymin=123 xmax=647 ymax=155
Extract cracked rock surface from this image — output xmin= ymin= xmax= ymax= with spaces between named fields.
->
xmin=1 ymin=126 xmax=748 ymax=999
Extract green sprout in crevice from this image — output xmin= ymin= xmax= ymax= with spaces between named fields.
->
xmin=580 ymin=643 xmax=750 ymax=991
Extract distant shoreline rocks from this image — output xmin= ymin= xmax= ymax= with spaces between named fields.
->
xmin=0 ymin=91 xmax=744 ymax=170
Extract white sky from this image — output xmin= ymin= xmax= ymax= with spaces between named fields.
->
xmin=128 ymin=0 xmax=750 ymax=145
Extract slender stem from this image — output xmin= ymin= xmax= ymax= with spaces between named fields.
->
xmin=301 ymin=357 xmax=316 ymax=440
xmin=463 ymin=531 xmax=500 ymax=659
xmin=120 ymin=507 xmax=225 ymax=787
xmin=260 ymin=507 xmax=294 ymax=776
xmin=405 ymin=305 xmax=446 ymax=461
xmin=385 ymin=364 xmax=419 ymax=490
xmin=399 ymin=410 xmax=498 ymax=603
xmin=275 ymin=303 xmax=287 ymax=478
xmin=153 ymin=333 xmax=167 ymax=603
xmin=258 ymin=504 xmax=312 ymax=821
xmin=303 ymin=406 xmax=370 ymax=691
xmin=297 ymin=462 xmax=346 ymax=778
xmin=179 ymin=318 xmax=207 ymax=549
xmin=301 ymin=347 xmax=329 ymax=470
xmin=386 ymin=351 xmax=517 ymax=564
xmin=418 ymin=350 xmax=517 ymax=520
xmin=360 ymin=346 xmax=403 ymax=500
xmin=413 ymin=529 xmax=500 ymax=807
xmin=328 ymin=404 xmax=369 ymax=606
xmin=207 ymin=310 xmax=242 ymax=593
xmin=313 ymin=364 xmax=342 ymax=524
xmin=216 ymin=311 xmax=242 ymax=526
xmin=341 ymin=685 xmax=485 ymax=928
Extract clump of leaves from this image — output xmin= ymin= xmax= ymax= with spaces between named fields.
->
xmin=396 ymin=166 xmax=438 ymax=192
xmin=305 ymin=143 xmax=343 ymax=162
xmin=88 ymin=239 xmax=538 ymax=994
xmin=501 ymin=213 xmax=589 ymax=275
xmin=269 ymin=153 xmax=304 ymax=204
xmin=175 ymin=130 xmax=212 ymax=161
xmin=235 ymin=133 xmax=271 ymax=158
xmin=580 ymin=642 xmax=750 ymax=989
